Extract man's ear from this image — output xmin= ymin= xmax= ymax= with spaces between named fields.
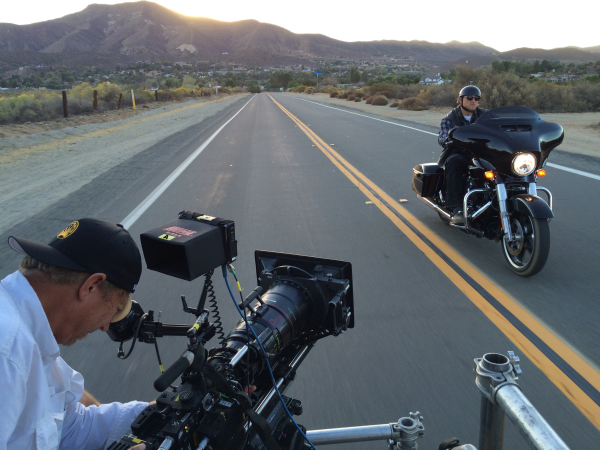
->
xmin=78 ymin=273 xmax=107 ymax=301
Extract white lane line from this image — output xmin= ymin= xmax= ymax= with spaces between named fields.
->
xmin=292 ymin=96 xmax=600 ymax=181
xmin=292 ymin=97 xmax=438 ymax=135
xmin=546 ymin=162 xmax=600 ymax=181
xmin=121 ymin=95 xmax=255 ymax=229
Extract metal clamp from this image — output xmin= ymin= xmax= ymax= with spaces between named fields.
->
xmin=474 ymin=352 xmax=521 ymax=405
xmin=390 ymin=412 xmax=425 ymax=449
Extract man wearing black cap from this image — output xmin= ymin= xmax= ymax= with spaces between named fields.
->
xmin=0 ymin=219 xmax=146 ymax=450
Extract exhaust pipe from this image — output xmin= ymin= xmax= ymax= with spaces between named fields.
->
xmin=417 ymin=195 xmax=451 ymax=219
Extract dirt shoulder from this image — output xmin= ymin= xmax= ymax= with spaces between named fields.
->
xmin=0 ymin=93 xmax=250 ymax=235
xmin=287 ymin=93 xmax=600 ymax=159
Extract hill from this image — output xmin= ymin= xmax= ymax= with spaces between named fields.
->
xmin=0 ymin=1 xmax=497 ymax=68
xmin=499 ymin=47 xmax=600 ymax=62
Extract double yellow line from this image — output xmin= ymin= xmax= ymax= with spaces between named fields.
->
xmin=267 ymin=94 xmax=600 ymax=428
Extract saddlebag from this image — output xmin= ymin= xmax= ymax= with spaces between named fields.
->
xmin=411 ymin=163 xmax=444 ymax=198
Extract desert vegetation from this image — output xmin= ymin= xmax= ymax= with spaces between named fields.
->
xmin=0 ymin=82 xmax=236 ymax=124
xmin=371 ymin=95 xmax=389 ymax=106
xmin=290 ymin=66 xmax=600 ymax=114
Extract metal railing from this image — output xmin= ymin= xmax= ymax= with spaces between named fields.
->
xmin=302 ymin=352 xmax=569 ymax=449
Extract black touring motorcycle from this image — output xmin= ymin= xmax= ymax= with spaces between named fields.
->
xmin=411 ymin=106 xmax=564 ymax=276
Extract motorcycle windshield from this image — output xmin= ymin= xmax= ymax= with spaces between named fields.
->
xmin=478 ymin=105 xmax=542 ymax=122
xmin=450 ymin=106 xmax=564 ymax=175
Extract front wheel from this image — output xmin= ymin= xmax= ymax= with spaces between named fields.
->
xmin=501 ymin=212 xmax=550 ymax=277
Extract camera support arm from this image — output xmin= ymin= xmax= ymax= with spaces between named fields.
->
xmin=305 ymin=412 xmax=424 ymax=449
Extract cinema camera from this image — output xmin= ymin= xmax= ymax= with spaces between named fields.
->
xmin=106 ymin=211 xmax=354 ymax=450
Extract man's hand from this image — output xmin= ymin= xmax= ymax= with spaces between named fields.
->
xmin=129 ymin=445 xmax=145 ymax=450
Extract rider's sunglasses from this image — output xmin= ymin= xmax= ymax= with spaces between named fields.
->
xmin=465 ymin=96 xmax=481 ymax=101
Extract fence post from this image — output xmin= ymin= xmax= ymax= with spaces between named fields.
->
xmin=131 ymin=90 xmax=136 ymax=110
xmin=117 ymin=93 xmax=122 ymax=109
xmin=62 ymin=91 xmax=68 ymax=118
xmin=93 ymin=90 xmax=98 ymax=111
xmin=155 ymin=90 xmax=158 ymax=101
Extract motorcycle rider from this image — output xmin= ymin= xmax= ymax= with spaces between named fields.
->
xmin=437 ymin=85 xmax=488 ymax=225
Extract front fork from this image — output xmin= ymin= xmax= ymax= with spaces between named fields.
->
xmin=496 ymin=183 xmax=513 ymax=241
xmin=497 ymin=182 xmax=551 ymax=241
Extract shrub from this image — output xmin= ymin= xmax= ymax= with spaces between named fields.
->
xmin=341 ymin=92 xmax=349 ymax=99
xmin=425 ymin=85 xmax=457 ymax=107
xmin=365 ymin=96 xmax=373 ymax=104
xmin=354 ymin=91 xmax=365 ymax=98
xmin=248 ymin=85 xmax=260 ymax=93
xmin=354 ymin=97 xmax=361 ymax=102
xmin=371 ymin=95 xmax=389 ymax=106
xmin=304 ymin=86 xmax=313 ymax=94
xmin=347 ymin=94 xmax=356 ymax=101
xmin=377 ymin=90 xmax=392 ymax=99
xmin=390 ymin=101 xmax=399 ymax=107
xmin=368 ymin=83 xmax=395 ymax=95
xmin=330 ymin=92 xmax=338 ymax=98
xmin=398 ymin=97 xmax=428 ymax=111
xmin=395 ymin=84 xmax=421 ymax=100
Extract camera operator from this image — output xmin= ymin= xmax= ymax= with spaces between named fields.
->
xmin=0 ymin=218 xmax=149 ymax=450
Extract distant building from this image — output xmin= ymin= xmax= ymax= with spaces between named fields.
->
xmin=419 ymin=73 xmax=446 ymax=85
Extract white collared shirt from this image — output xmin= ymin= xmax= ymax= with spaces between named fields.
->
xmin=0 ymin=271 xmax=148 ymax=450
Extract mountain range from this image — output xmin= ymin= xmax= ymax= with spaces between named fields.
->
xmin=1 ymin=1 xmax=599 ymax=70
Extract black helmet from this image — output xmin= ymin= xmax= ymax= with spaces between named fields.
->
xmin=459 ymin=85 xmax=481 ymax=97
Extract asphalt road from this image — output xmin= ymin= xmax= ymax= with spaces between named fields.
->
xmin=2 ymin=92 xmax=599 ymax=449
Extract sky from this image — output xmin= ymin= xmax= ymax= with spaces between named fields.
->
xmin=1 ymin=0 xmax=598 ymax=53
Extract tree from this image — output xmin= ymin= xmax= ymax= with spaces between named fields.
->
xmin=540 ymin=60 xmax=552 ymax=72
xmin=361 ymin=71 xmax=369 ymax=83
xmin=276 ymin=72 xmax=292 ymax=89
xmin=349 ymin=67 xmax=360 ymax=84
xmin=182 ymin=75 xmax=196 ymax=88
xmin=164 ymin=78 xmax=181 ymax=88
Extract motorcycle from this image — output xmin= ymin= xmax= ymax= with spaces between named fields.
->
xmin=411 ymin=106 xmax=564 ymax=276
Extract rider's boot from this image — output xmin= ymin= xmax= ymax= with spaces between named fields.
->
xmin=450 ymin=207 xmax=464 ymax=225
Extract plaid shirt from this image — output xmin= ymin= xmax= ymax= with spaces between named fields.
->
xmin=438 ymin=116 xmax=454 ymax=147
xmin=438 ymin=107 xmax=486 ymax=148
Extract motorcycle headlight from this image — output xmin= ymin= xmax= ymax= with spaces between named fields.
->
xmin=512 ymin=153 xmax=536 ymax=176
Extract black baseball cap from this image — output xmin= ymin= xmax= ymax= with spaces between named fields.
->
xmin=8 ymin=218 xmax=142 ymax=293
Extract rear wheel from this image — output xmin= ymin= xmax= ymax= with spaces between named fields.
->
xmin=501 ymin=212 xmax=550 ymax=276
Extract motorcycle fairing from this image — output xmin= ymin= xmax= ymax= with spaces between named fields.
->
xmin=450 ymin=106 xmax=564 ymax=175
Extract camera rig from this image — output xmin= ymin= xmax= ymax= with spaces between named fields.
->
xmin=107 ymin=211 xmax=354 ymax=450
xmin=107 ymin=212 xmax=571 ymax=450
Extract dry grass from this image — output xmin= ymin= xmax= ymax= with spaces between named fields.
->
xmin=398 ymin=97 xmax=428 ymax=111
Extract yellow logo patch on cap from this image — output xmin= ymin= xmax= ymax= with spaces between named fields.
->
xmin=57 ymin=221 xmax=79 ymax=239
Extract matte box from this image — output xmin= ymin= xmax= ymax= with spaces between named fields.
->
xmin=140 ymin=218 xmax=227 ymax=281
